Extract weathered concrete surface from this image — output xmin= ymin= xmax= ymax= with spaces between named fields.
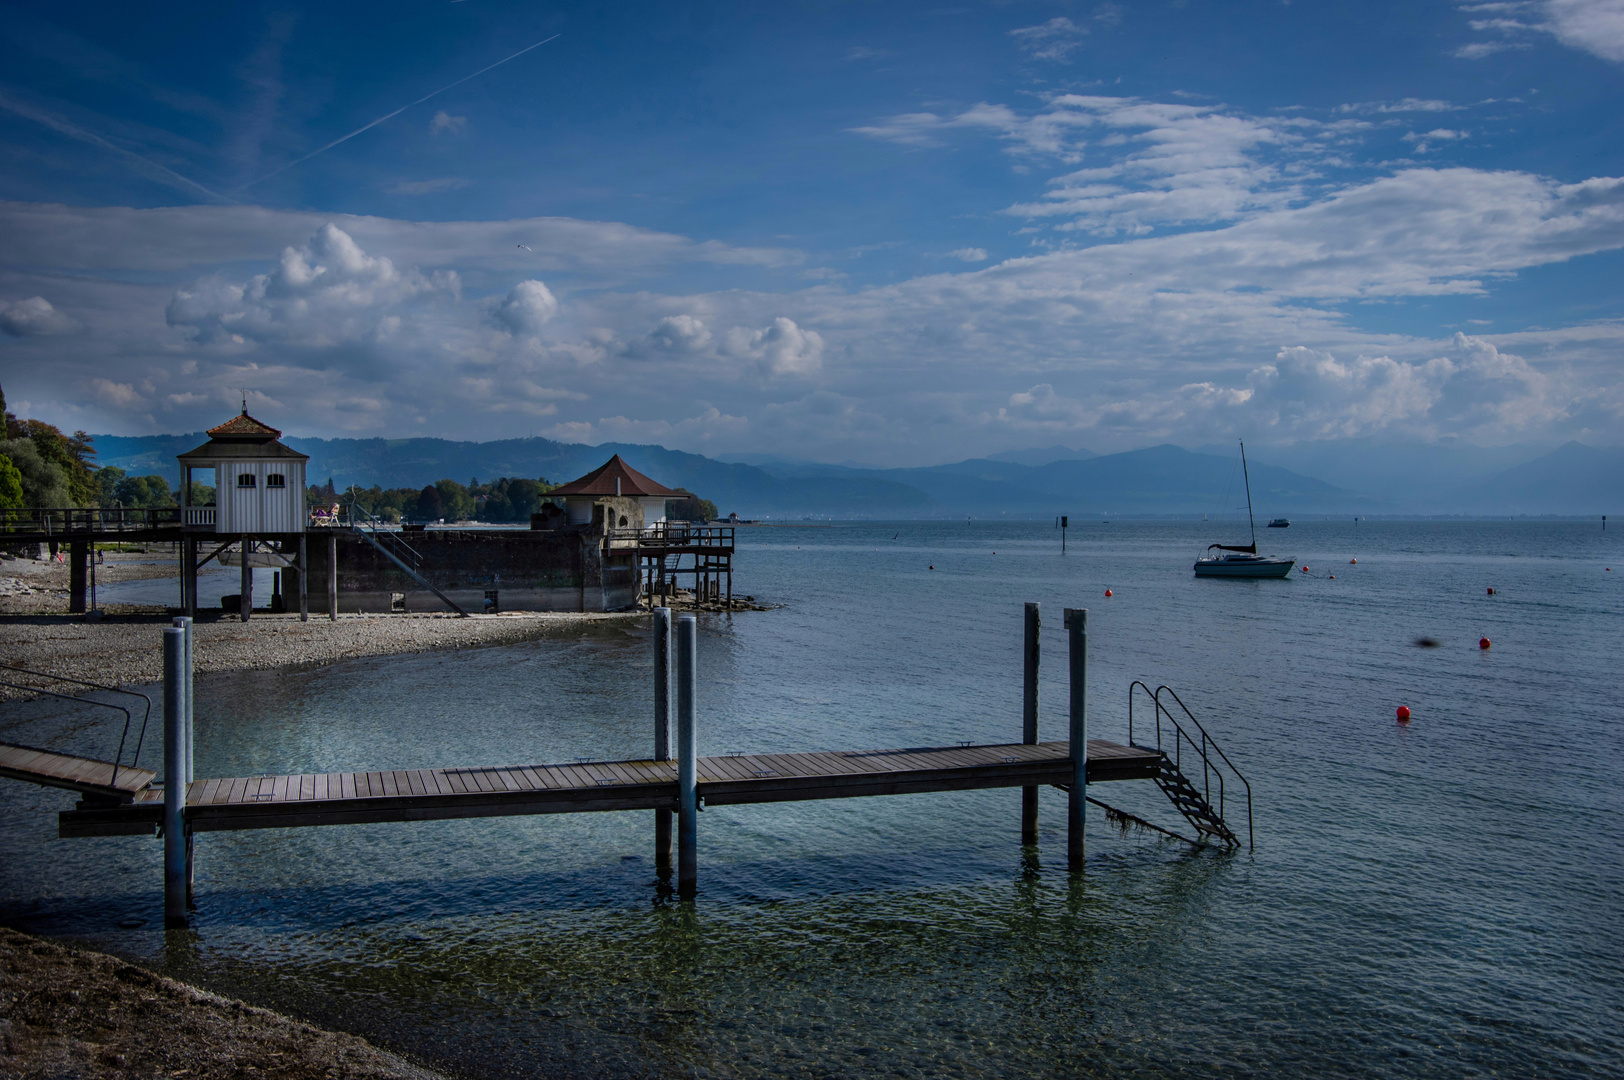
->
xmin=304 ymin=518 xmax=638 ymax=614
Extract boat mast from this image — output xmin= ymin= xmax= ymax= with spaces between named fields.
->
xmin=1240 ymin=439 xmax=1256 ymax=549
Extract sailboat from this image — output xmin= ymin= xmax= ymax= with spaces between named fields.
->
xmin=1194 ymin=441 xmax=1295 ymax=579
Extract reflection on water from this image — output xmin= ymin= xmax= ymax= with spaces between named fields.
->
xmin=2 ymin=521 xmax=1621 ymax=1078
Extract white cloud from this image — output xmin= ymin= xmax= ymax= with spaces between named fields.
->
xmin=1335 ymin=98 xmax=1462 ymax=114
xmin=430 ymin=110 xmax=467 ymax=135
xmin=1454 ymin=0 xmax=1624 ymax=63
xmin=166 ymin=223 xmax=459 ymax=347
xmin=948 ymin=248 xmax=989 ymax=262
xmin=1454 ymin=39 xmax=1532 ymax=57
xmin=1545 ymin=0 xmax=1624 ymax=61
xmin=1010 ymin=17 xmax=1089 ymax=61
xmin=645 ymin=314 xmax=712 ymax=353
xmin=724 ymin=317 xmax=824 ymax=376
xmin=388 ymin=177 xmax=472 ymax=195
xmin=542 ymin=407 xmax=749 ymax=446
xmin=0 ymin=295 xmax=75 ymax=336
xmin=492 ymin=279 xmax=559 ymax=336
xmin=92 ymin=377 xmax=140 ymax=407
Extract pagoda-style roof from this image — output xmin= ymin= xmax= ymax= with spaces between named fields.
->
xmin=550 ymin=455 xmax=679 ymax=498
xmin=178 ymin=410 xmax=309 ymax=462
xmin=207 ymin=410 xmax=282 ymax=440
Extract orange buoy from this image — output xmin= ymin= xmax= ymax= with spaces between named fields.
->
xmin=1105 ymin=589 xmax=1113 ymax=597
xmin=1486 ymin=587 xmax=1494 ymax=595
xmin=1396 ymin=706 xmax=1411 ymax=723
xmin=1329 ymin=574 xmax=1336 ymax=579
xmin=1350 ymin=558 xmax=1357 ymax=564
xmin=1479 ymin=637 xmax=1491 ymax=649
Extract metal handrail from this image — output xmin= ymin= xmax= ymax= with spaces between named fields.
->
xmin=0 ymin=665 xmax=153 ymax=785
xmin=1154 ymin=685 xmax=1253 ymax=852
xmin=0 ymin=506 xmax=183 ymax=534
xmin=348 ymin=501 xmax=423 ymax=565
xmin=0 ymin=680 xmax=141 ymax=789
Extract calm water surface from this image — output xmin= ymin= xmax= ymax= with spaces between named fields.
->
xmin=2 ymin=521 xmax=1620 ymax=1078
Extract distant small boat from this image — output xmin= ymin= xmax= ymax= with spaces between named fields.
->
xmin=1195 ymin=442 xmax=1294 ymax=579
xmin=1267 ymin=518 xmax=1290 ymax=528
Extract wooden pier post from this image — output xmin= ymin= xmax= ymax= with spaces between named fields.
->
xmin=1065 ymin=608 xmax=1088 ymax=871
xmin=327 ymin=532 xmax=337 ymax=621
xmin=676 ymin=613 xmax=698 ymax=898
xmin=1022 ymin=602 xmax=1040 ymax=846
xmin=163 ymin=627 xmax=188 ymax=927
xmin=183 ymin=536 xmax=199 ymax=618
xmin=239 ymin=537 xmax=253 ymax=621
xmin=298 ymin=535 xmax=309 ymax=621
xmin=69 ymin=540 xmax=87 ymax=614
xmin=653 ymin=606 xmax=673 ymax=875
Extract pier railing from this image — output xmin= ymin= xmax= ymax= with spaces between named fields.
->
xmin=609 ymin=524 xmax=735 ymax=549
xmin=1129 ymin=681 xmax=1254 ymax=850
xmin=0 ymin=506 xmax=182 ymax=535
xmin=0 ymin=664 xmax=151 ymax=790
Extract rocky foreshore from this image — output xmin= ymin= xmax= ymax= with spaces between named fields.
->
xmin=0 ymin=927 xmax=444 ymax=1079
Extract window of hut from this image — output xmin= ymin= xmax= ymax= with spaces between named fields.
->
xmin=237 ymin=473 xmax=257 ymax=488
xmin=266 ymin=473 xmax=286 ymax=488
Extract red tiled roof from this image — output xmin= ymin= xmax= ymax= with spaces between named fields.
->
xmin=549 ymin=455 xmax=680 ymax=498
xmin=206 ymin=411 xmax=282 ymax=439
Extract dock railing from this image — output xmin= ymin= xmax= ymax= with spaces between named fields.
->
xmin=0 ymin=664 xmax=151 ymax=790
xmin=0 ymin=506 xmax=183 ymax=536
xmin=1129 ymin=681 xmax=1254 ymax=851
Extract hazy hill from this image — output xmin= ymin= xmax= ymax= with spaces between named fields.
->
xmin=1462 ymin=442 xmax=1624 ymax=514
xmin=88 ymin=432 xmax=1614 ymax=517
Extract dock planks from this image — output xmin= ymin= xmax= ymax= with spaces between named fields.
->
xmin=0 ymin=741 xmax=155 ymax=799
xmin=57 ymin=739 xmax=1161 ymax=838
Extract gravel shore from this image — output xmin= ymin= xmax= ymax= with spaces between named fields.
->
xmin=0 ymin=927 xmax=444 ymax=1080
xmin=0 ymin=609 xmax=631 ymax=700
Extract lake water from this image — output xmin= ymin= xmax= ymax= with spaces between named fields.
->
xmin=2 ymin=520 xmax=1620 ymax=1078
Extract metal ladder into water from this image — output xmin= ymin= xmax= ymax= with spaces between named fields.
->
xmin=1128 ymin=682 xmax=1254 ymax=851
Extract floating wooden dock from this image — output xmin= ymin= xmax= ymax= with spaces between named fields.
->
xmin=53 ymin=739 xmax=1161 ymax=838
xmin=1 ymin=603 xmax=1251 ymax=926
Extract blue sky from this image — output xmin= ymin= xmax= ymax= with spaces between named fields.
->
xmin=1 ymin=0 xmax=1621 ymax=464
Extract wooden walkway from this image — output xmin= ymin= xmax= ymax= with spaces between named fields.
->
xmin=0 ymin=742 xmax=155 ymax=799
xmin=56 ymin=739 xmax=1160 ymax=838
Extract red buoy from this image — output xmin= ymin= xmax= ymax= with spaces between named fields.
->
xmin=1301 ymin=565 xmax=1309 ymax=573
xmin=1486 ymin=587 xmax=1494 ymax=595
xmin=929 ymin=565 xmax=934 ymax=570
xmin=1479 ymin=637 xmax=1491 ymax=650
xmin=1350 ymin=558 xmax=1357 ymax=564
xmin=1329 ymin=574 xmax=1336 ymax=579
xmin=1396 ymin=706 xmax=1411 ymax=723
xmin=1105 ymin=589 xmax=1113 ymax=597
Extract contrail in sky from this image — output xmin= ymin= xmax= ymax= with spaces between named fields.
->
xmin=237 ymin=33 xmax=561 ymax=191
xmin=0 ymin=88 xmax=234 ymax=204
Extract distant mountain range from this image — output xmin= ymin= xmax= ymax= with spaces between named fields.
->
xmin=91 ymin=432 xmax=1619 ymax=518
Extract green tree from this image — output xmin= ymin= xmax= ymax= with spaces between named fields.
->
xmin=113 ymin=474 xmax=174 ymax=508
xmin=0 ymin=456 xmax=24 ymax=511
xmin=11 ymin=420 xmax=96 ymax=504
xmin=668 ymin=490 xmax=717 ymax=522
xmin=0 ymin=439 xmax=70 ymax=507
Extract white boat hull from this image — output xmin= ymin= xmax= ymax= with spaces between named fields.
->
xmin=1194 ymin=555 xmax=1296 ymax=579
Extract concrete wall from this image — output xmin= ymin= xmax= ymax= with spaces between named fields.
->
xmin=302 ymin=520 xmax=639 ymax=613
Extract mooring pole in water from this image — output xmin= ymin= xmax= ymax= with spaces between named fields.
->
xmin=163 ymin=627 xmax=188 ymax=927
xmin=1022 ymin=602 xmax=1041 ymax=846
xmin=172 ymin=616 xmax=196 ymax=905
xmin=653 ymin=606 xmax=673 ymax=875
xmin=676 ymin=613 xmax=698 ymax=898
xmin=1065 ymin=607 xmax=1088 ymax=871
xmin=299 ymin=535 xmax=309 ymax=621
